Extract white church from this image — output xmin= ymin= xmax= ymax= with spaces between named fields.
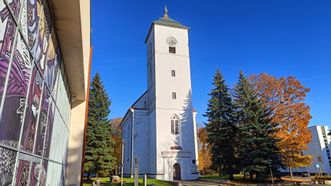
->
xmin=121 ymin=7 xmax=199 ymax=181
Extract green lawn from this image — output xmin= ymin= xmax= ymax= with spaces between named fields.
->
xmin=82 ymin=177 xmax=173 ymax=186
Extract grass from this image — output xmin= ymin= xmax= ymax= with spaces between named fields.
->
xmin=82 ymin=177 xmax=173 ymax=186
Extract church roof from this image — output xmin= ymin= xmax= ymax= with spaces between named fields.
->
xmin=153 ymin=6 xmax=189 ymax=29
xmin=145 ymin=6 xmax=189 ymax=43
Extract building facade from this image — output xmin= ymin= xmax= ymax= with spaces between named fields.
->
xmin=304 ymin=126 xmax=331 ymax=175
xmin=121 ymin=7 xmax=199 ymax=181
xmin=288 ymin=125 xmax=331 ymax=175
xmin=0 ymin=0 xmax=90 ymax=185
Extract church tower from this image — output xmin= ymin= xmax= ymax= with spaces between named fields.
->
xmin=145 ymin=6 xmax=199 ymax=180
xmin=121 ymin=6 xmax=198 ymax=181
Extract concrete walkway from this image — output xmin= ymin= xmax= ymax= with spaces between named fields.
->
xmin=173 ymin=179 xmax=232 ymax=186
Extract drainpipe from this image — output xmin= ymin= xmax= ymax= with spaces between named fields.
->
xmin=121 ymin=141 xmax=125 ymax=186
xmin=130 ymin=108 xmax=135 ymax=178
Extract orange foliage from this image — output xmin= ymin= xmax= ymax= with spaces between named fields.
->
xmin=249 ymin=73 xmax=312 ymax=169
xmin=197 ymin=127 xmax=212 ymax=174
xmin=110 ymin=117 xmax=123 ymax=175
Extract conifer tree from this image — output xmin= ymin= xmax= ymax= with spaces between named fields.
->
xmin=84 ymin=73 xmax=114 ymax=178
xmin=205 ymin=69 xmax=238 ymax=180
xmin=234 ymin=71 xmax=282 ymax=181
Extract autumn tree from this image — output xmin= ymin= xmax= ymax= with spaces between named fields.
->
xmin=84 ymin=73 xmax=114 ymax=178
xmin=110 ymin=117 xmax=123 ymax=175
xmin=197 ymin=126 xmax=212 ymax=175
xmin=234 ymin=71 xmax=282 ymax=181
xmin=205 ymin=69 xmax=238 ymax=179
xmin=249 ymin=73 xmax=312 ymax=179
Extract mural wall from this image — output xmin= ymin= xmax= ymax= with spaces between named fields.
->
xmin=0 ymin=0 xmax=71 ymax=185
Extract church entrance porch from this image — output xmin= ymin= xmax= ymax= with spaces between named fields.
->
xmin=173 ymin=163 xmax=181 ymax=180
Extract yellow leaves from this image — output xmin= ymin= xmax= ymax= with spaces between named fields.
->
xmin=250 ymin=73 xmax=312 ymax=168
xmin=197 ymin=127 xmax=212 ymax=173
xmin=198 ymin=148 xmax=212 ymax=173
xmin=110 ymin=118 xmax=123 ymax=171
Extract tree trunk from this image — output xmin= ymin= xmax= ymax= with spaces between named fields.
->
xmin=243 ymin=172 xmax=246 ymax=180
xmin=289 ymin=167 xmax=293 ymax=180
xmin=229 ymin=173 xmax=234 ymax=180
xmin=250 ymin=172 xmax=253 ymax=180
xmin=87 ymin=172 xmax=91 ymax=181
xmin=96 ymin=172 xmax=99 ymax=178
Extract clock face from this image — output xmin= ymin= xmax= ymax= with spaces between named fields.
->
xmin=167 ymin=37 xmax=177 ymax=46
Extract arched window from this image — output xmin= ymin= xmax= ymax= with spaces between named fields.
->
xmin=171 ymin=115 xmax=179 ymax=135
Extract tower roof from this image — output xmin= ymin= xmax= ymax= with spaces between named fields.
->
xmin=152 ymin=5 xmax=189 ymax=29
xmin=145 ymin=6 xmax=189 ymax=43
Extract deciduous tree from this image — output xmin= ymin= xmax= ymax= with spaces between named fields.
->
xmin=197 ymin=127 xmax=212 ymax=175
xmin=249 ymin=73 xmax=312 ymax=179
xmin=110 ymin=117 xmax=123 ymax=175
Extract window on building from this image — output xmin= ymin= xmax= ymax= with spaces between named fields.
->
xmin=169 ymin=46 xmax=176 ymax=54
xmin=171 ymin=70 xmax=176 ymax=77
xmin=174 ymin=120 xmax=179 ymax=134
xmin=172 ymin=92 xmax=176 ymax=99
xmin=171 ymin=120 xmax=174 ymax=134
xmin=171 ymin=115 xmax=179 ymax=135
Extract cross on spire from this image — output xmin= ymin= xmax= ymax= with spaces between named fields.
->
xmin=163 ymin=5 xmax=169 ymax=19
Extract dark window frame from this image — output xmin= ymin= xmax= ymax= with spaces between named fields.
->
xmin=171 ymin=70 xmax=176 ymax=77
xmin=169 ymin=46 xmax=176 ymax=54
xmin=172 ymin=92 xmax=176 ymax=99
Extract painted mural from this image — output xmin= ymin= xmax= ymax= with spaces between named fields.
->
xmin=34 ymin=83 xmax=50 ymax=156
xmin=43 ymin=100 xmax=54 ymax=158
xmin=0 ymin=0 xmax=71 ymax=184
xmin=15 ymin=159 xmax=30 ymax=186
xmin=0 ymin=33 xmax=31 ymax=148
xmin=0 ymin=1 xmax=17 ymax=106
xmin=20 ymin=66 xmax=43 ymax=153
xmin=29 ymin=160 xmax=47 ymax=186
xmin=0 ymin=147 xmax=16 ymax=186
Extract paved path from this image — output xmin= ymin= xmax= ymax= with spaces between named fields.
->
xmin=174 ymin=180 xmax=232 ymax=186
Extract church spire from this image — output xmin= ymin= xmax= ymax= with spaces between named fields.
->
xmin=163 ymin=5 xmax=169 ymax=19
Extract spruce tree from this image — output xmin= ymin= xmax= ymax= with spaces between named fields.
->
xmin=84 ymin=73 xmax=114 ymax=178
xmin=234 ymin=71 xmax=282 ymax=181
xmin=205 ymin=69 xmax=238 ymax=179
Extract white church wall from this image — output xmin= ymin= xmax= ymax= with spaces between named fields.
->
xmin=154 ymin=25 xmax=189 ymax=56
xmin=121 ymin=111 xmax=132 ymax=176
xmin=148 ymin=110 xmax=157 ymax=177
xmin=153 ymin=25 xmax=192 ymax=110
xmin=147 ymin=29 xmax=156 ymax=112
xmin=133 ymin=110 xmax=149 ymax=173
xmin=155 ymin=109 xmax=198 ymax=179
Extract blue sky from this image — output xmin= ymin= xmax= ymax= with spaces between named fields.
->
xmin=91 ymin=0 xmax=331 ymax=126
